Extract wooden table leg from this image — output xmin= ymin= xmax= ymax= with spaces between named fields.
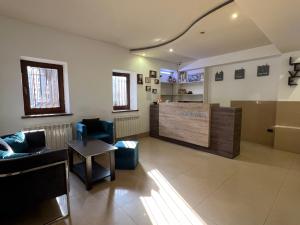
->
xmin=85 ymin=156 xmax=92 ymax=190
xmin=109 ymin=151 xmax=115 ymax=181
xmin=68 ymin=147 xmax=74 ymax=172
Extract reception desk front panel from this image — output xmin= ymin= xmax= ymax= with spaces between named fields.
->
xmin=159 ymin=103 xmax=210 ymax=147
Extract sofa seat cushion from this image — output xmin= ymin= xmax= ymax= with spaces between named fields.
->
xmin=88 ymin=132 xmax=110 ymax=141
xmin=3 ymin=132 xmax=28 ymax=153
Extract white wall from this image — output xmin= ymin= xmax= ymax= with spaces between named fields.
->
xmin=0 ymin=16 xmax=177 ymax=135
xmin=207 ymin=57 xmax=282 ymax=106
xmin=181 ymin=46 xmax=300 ymax=106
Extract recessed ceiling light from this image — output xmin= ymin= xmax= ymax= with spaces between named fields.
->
xmin=231 ymin=13 xmax=238 ymax=20
xmin=154 ymin=38 xmax=162 ymax=42
xmin=169 ymin=48 xmax=174 ymax=52
xmin=142 ymin=53 xmax=146 ymax=57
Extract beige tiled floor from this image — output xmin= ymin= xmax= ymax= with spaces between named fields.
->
xmin=4 ymin=137 xmax=300 ymax=225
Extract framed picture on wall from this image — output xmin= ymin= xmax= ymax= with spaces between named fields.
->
xmin=215 ymin=71 xmax=224 ymax=81
xmin=152 ymin=89 xmax=157 ymax=94
xmin=146 ymin=86 xmax=151 ymax=92
xmin=154 ymin=79 xmax=160 ymax=84
xmin=149 ymin=70 xmax=157 ymax=78
xmin=257 ymin=65 xmax=270 ymax=77
xmin=137 ymin=74 xmax=143 ymax=84
xmin=235 ymin=68 xmax=245 ymax=79
xmin=145 ymin=77 xmax=151 ymax=83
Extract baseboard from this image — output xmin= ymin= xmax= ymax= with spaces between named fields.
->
xmin=116 ymin=132 xmax=149 ymax=140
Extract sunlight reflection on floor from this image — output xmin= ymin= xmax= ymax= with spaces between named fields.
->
xmin=140 ymin=169 xmax=208 ymax=225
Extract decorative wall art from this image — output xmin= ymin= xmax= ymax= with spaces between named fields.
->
xmin=188 ymin=73 xmax=202 ymax=82
xmin=288 ymin=57 xmax=300 ymax=86
xmin=137 ymin=74 xmax=143 ymax=84
xmin=179 ymin=71 xmax=187 ymax=83
xmin=235 ymin=68 xmax=245 ymax=79
xmin=152 ymin=89 xmax=157 ymax=94
xmin=145 ymin=77 xmax=151 ymax=83
xmin=146 ymin=86 xmax=151 ymax=92
xmin=257 ymin=65 xmax=270 ymax=77
xmin=215 ymin=71 xmax=224 ymax=81
xmin=154 ymin=79 xmax=160 ymax=84
xmin=149 ymin=70 xmax=157 ymax=78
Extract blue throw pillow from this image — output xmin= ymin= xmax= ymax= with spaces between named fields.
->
xmin=3 ymin=132 xmax=28 ymax=153
xmin=2 ymin=151 xmax=30 ymax=159
xmin=0 ymin=150 xmax=8 ymax=159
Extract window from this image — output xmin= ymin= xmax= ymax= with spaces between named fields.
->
xmin=112 ymin=72 xmax=130 ymax=110
xmin=20 ymin=60 xmax=65 ymax=115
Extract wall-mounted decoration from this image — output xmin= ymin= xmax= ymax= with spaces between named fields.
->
xmin=149 ymin=70 xmax=157 ymax=78
xmin=179 ymin=71 xmax=187 ymax=83
xmin=137 ymin=74 xmax=143 ymax=84
xmin=288 ymin=57 xmax=300 ymax=86
xmin=215 ymin=71 xmax=224 ymax=81
xmin=152 ymin=89 xmax=157 ymax=94
xmin=146 ymin=86 xmax=151 ymax=92
xmin=145 ymin=77 xmax=151 ymax=83
xmin=154 ymin=79 xmax=160 ymax=84
xmin=188 ymin=73 xmax=202 ymax=82
xmin=257 ymin=65 xmax=270 ymax=77
xmin=235 ymin=68 xmax=245 ymax=80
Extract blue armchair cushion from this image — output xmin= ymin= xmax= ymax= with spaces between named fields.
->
xmin=82 ymin=118 xmax=103 ymax=134
xmin=3 ymin=132 xmax=28 ymax=153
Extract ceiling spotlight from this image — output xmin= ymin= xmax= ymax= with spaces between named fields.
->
xmin=154 ymin=38 xmax=162 ymax=42
xmin=169 ymin=48 xmax=174 ymax=52
xmin=142 ymin=53 xmax=146 ymax=57
xmin=231 ymin=13 xmax=238 ymax=20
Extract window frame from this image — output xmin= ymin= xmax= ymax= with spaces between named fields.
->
xmin=20 ymin=60 xmax=65 ymax=115
xmin=112 ymin=72 xmax=130 ymax=111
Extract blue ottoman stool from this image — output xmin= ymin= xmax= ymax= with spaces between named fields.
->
xmin=114 ymin=140 xmax=139 ymax=170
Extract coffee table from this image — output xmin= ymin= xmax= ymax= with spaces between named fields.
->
xmin=67 ymin=140 xmax=117 ymax=190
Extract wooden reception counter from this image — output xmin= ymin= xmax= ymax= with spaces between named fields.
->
xmin=150 ymin=102 xmax=242 ymax=158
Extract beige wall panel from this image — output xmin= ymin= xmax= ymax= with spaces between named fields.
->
xmin=274 ymin=126 xmax=300 ymax=154
xmin=231 ymin=101 xmax=276 ymax=146
xmin=276 ymin=101 xmax=300 ymax=127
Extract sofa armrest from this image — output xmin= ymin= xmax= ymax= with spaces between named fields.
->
xmin=76 ymin=122 xmax=87 ymax=140
xmin=0 ymin=149 xmax=68 ymax=175
xmin=99 ymin=120 xmax=114 ymax=143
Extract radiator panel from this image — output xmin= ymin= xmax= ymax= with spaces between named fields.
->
xmin=23 ymin=123 xmax=72 ymax=149
xmin=114 ymin=116 xmax=140 ymax=138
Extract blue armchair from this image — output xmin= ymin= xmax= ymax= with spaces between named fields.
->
xmin=76 ymin=118 xmax=114 ymax=144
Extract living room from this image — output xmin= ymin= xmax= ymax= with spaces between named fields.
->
xmin=0 ymin=1 xmax=300 ymax=225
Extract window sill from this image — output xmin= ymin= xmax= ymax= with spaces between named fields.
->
xmin=21 ymin=113 xmax=73 ymax=119
xmin=112 ymin=109 xmax=139 ymax=113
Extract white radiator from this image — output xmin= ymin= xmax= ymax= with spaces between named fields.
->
xmin=114 ymin=115 xmax=140 ymax=138
xmin=23 ymin=123 xmax=73 ymax=150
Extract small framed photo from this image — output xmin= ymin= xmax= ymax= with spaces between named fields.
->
xmin=154 ymin=79 xmax=160 ymax=84
xmin=137 ymin=74 xmax=143 ymax=84
xmin=215 ymin=71 xmax=224 ymax=81
xmin=152 ymin=89 xmax=157 ymax=94
xmin=146 ymin=86 xmax=151 ymax=92
xmin=235 ymin=68 xmax=245 ymax=79
xmin=149 ymin=70 xmax=157 ymax=78
xmin=145 ymin=77 xmax=151 ymax=83
xmin=257 ymin=65 xmax=270 ymax=77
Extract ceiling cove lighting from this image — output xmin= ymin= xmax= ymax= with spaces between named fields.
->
xmin=160 ymin=71 xmax=172 ymax=75
xmin=129 ymin=0 xmax=234 ymax=52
